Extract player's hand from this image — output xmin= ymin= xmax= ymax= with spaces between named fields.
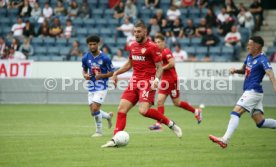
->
xmin=111 ymin=74 xmax=118 ymax=88
xmin=229 ymin=68 xmax=236 ymax=75
xmin=83 ymin=73 xmax=91 ymax=80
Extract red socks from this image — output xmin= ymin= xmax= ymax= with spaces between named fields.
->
xmin=113 ymin=112 xmax=127 ymax=135
xmin=179 ymin=101 xmax=195 ymax=113
xmin=157 ymin=106 xmax=165 ymax=124
xmin=144 ymin=108 xmax=170 ymax=125
xmin=158 ymin=106 xmax=165 ymax=115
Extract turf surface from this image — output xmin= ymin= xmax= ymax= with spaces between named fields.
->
xmin=0 ymin=104 xmax=275 ymax=167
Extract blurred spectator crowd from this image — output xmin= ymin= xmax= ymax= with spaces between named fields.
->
xmin=0 ymin=0 xmax=270 ymax=62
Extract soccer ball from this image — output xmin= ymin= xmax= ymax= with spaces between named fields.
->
xmin=113 ymin=131 xmax=130 ymax=147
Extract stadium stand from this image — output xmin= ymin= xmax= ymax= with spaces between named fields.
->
xmin=0 ymin=0 xmax=271 ymax=62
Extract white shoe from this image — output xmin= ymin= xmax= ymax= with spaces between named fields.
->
xmin=169 ymin=122 xmax=182 ymax=138
xmin=91 ymin=132 xmax=103 ymax=137
xmin=107 ymin=112 xmax=113 ymax=129
xmin=101 ymin=140 xmax=117 ymax=148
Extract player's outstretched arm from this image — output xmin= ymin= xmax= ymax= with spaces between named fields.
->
xmin=163 ymin=57 xmax=175 ymax=71
xmin=230 ymin=64 xmax=246 ymax=75
xmin=111 ymin=59 xmax=132 ymax=86
xmin=266 ymin=69 xmax=276 ymax=93
xmin=113 ymin=59 xmax=132 ymax=76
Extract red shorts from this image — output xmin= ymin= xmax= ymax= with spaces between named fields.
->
xmin=121 ymin=81 xmax=156 ymax=105
xmin=158 ymin=80 xmax=179 ymax=99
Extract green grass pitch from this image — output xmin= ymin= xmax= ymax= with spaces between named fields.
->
xmin=0 ymin=104 xmax=276 ymax=167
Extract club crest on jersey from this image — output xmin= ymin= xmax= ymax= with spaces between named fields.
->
xmin=141 ymin=48 xmax=146 ymax=54
xmin=98 ymin=59 xmax=103 ymax=65
xmin=253 ymin=59 xmax=257 ymax=64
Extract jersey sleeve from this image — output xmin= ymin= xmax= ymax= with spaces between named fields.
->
xmin=243 ymin=55 xmax=248 ymax=65
xmin=105 ymin=56 xmax=115 ymax=72
xmin=150 ymin=44 xmax=162 ymax=63
xmin=82 ymin=53 xmax=87 ymax=70
xmin=261 ymin=57 xmax=272 ymax=71
xmin=165 ymin=49 xmax=174 ymax=60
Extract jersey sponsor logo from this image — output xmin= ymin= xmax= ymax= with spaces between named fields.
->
xmin=141 ymin=48 xmax=146 ymax=54
xmin=132 ymin=55 xmax=145 ymax=61
xmin=245 ymin=66 xmax=251 ymax=78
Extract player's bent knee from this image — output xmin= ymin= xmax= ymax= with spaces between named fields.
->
xmin=90 ymin=105 xmax=100 ymax=113
xmin=138 ymin=108 xmax=147 ymax=115
xmin=173 ymin=100 xmax=179 ymax=106
xmin=256 ymin=119 xmax=265 ymax=128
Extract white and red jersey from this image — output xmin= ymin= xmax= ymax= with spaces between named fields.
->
xmin=161 ymin=48 xmax=178 ymax=82
xmin=129 ymin=39 xmax=162 ymax=81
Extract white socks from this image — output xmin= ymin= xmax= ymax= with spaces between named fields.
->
xmin=93 ymin=111 xmax=102 ymax=134
xmin=222 ymin=112 xmax=240 ymax=143
xmin=100 ymin=110 xmax=111 ymax=120
xmin=168 ymin=120 xmax=174 ymax=128
xmin=258 ymin=119 xmax=276 ymax=129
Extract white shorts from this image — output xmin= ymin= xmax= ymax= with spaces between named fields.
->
xmin=236 ymin=90 xmax=264 ymax=115
xmin=88 ymin=90 xmax=108 ymax=105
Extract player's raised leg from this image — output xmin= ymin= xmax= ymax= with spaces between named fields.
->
xmin=100 ymin=110 xmax=113 ymax=128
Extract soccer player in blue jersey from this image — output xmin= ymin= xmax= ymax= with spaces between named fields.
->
xmin=82 ymin=35 xmax=115 ymax=137
xmin=209 ymin=36 xmax=276 ymax=148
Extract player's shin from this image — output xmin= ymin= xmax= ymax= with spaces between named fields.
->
xmin=179 ymin=101 xmax=196 ymax=113
xmin=113 ymin=112 xmax=127 ymax=135
xmin=222 ymin=111 xmax=240 ymax=142
xmin=155 ymin=106 xmax=165 ymax=124
xmin=144 ymin=108 xmax=170 ymax=125
xmin=92 ymin=111 xmax=103 ymax=134
xmin=158 ymin=106 xmax=165 ymax=115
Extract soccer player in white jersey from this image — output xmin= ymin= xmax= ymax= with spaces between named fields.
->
xmin=209 ymin=36 xmax=276 ymax=148
xmin=82 ymin=35 xmax=115 ymax=137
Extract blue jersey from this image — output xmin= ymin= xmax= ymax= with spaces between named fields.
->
xmin=243 ymin=53 xmax=272 ymax=93
xmin=82 ymin=51 xmax=115 ymax=92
